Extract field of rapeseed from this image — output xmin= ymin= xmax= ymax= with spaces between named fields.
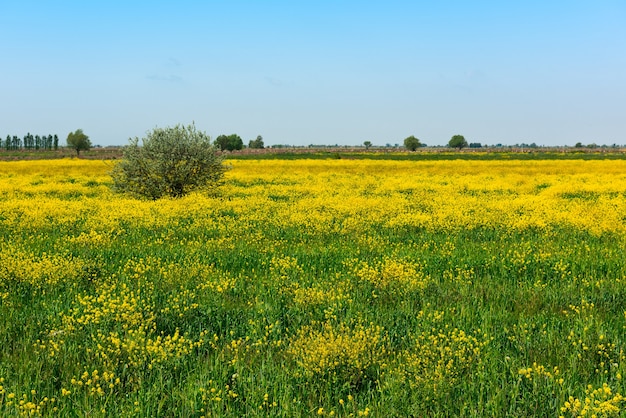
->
xmin=1 ymin=157 xmax=626 ymax=416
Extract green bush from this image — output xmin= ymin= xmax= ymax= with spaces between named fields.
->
xmin=110 ymin=124 xmax=227 ymax=199
xmin=66 ymin=129 xmax=92 ymax=156
xmin=403 ymin=136 xmax=422 ymax=151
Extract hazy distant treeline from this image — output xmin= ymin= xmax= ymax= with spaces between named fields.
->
xmin=2 ymin=133 xmax=59 ymax=150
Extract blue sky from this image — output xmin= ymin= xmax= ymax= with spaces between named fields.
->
xmin=1 ymin=1 xmax=625 ymax=147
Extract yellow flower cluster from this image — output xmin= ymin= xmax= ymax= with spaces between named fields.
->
xmin=442 ymin=266 xmax=474 ymax=286
xmin=0 ymin=381 xmax=57 ymax=417
xmin=292 ymin=278 xmax=352 ymax=309
xmin=268 ymin=256 xmax=353 ymax=310
xmin=270 ymin=255 xmax=304 ymax=282
xmin=3 ymin=158 xmax=626 ymax=237
xmin=402 ymin=326 xmax=490 ymax=390
xmin=519 ymin=362 xmax=563 ymax=384
xmin=69 ymin=369 xmax=119 ymax=397
xmin=560 ymin=384 xmax=624 ymax=417
xmin=67 ymin=230 xmax=111 ymax=247
xmin=194 ymin=267 xmax=237 ymax=295
xmin=347 ymin=256 xmax=430 ymax=296
xmin=288 ymin=321 xmax=386 ymax=385
xmin=0 ymin=246 xmax=86 ymax=292
xmin=563 ymin=299 xmax=596 ymax=319
xmin=43 ymin=281 xmax=204 ymax=372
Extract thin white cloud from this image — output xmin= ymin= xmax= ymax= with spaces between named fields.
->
xmin=264 ymin=76 xmax=283 ymax=87
xmin=146 ymin=74 xmax=183 ymax=83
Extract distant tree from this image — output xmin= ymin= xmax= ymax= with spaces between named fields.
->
xmin=574 ymin=142 xmax=583 ymax=148
xmin=249 ymin=135 xmax=264 ymax=149
xmin=215 ymin=134 xmax=244 ymax=151
xmin=111 ymin=124 xmax=227 ymax=199
xmin=35 ymin=135 xmax=41 ymax=150
xmin=12 ymin=136 xmax=21 ymax=150
xmin=4 ymin=135 xmax=9 ymax=150
xmin=448 ymin=135 xmax=468 ymax=150
xmin=66 ymin=129 xmax=92 ymax=156
xmin=403 ymin=135 xmax=422 ymax=151
xmin=232 ymin=135 xmax=244 ymax=150
xmin=215 ymin=135 xmax=228 ymax=151
xmin=363 ymin=141 xmax=372 ymax=150
xmin=53 ymin=134 xmax=59 ymax=150
xmin=469 ymin=142 xmax=482 ymax=148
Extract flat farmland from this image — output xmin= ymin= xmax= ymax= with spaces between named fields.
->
xmin=1 ymin=158 xmax=626 ymax=417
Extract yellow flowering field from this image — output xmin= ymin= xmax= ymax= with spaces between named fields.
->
xmin=1 ymin=157 xmax=626 ymax=416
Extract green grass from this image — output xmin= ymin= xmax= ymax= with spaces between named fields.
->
xmin=1 ymin=160 xmax=626 ymax=416
xmin=2 ymin=219 xmax=625 ymax=416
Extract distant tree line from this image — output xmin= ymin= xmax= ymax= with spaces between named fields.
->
xmin=214 ymin=134 xmax=264 ymax=151
xmin=2 ymin=133 xmax=59 ymax=151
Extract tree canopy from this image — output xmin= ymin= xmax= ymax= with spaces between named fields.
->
xmin=248 ymin=135 xmax=264 ymax=149
xmin=403 ymin=136 xmax=422 ymax=151
xmin=215 ymin=134 xmax=244 ymax=151
xmin=110 ymin=124 xmax=227 ymax=199
xmin=448 ymin=135 xmax=468 ymax=150
xmin=66 ymin=129 xmax=92 ymax=156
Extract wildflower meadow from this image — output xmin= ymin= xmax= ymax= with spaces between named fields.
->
xmin=1 ymin=156 xmax=626 ymax=416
